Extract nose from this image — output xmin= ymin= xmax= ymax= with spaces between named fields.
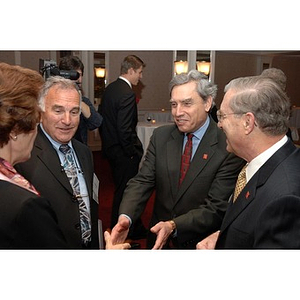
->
xmin=61 ymin=112 xmax=72 ymax=125
xmin=174 ymin=103 xmax=184 ymax=117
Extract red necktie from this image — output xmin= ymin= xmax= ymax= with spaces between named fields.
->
xmin=179 ymin=133 xmax=193 ymax=185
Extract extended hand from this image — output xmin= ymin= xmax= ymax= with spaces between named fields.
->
xmin=104 ymin=231 xmax=131 ymax=250
xmin=150 ymin=221 xmax=174 ymax=250
xmin=196 ymin=231 xmax=220 ymax=250
xmin=110 ymin=215 xmax=130 ymax=245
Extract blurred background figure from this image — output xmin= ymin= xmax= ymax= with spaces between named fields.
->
xmin=100 ymin=55 xmax=147 ymax=240
xmin=0 ymin=62 xmax=68 ymax=249
xmin=260 ymin=67 xmax=293 ymax=139
xmin=261 ymin=67 xmax=287 ymax=91
xmin=59 ymin=55 xmax=103 ymax=145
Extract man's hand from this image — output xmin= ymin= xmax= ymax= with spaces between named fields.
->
xmin=150 ymin=221 xmax=174 ymax=250
xmin=80 ymin=101 xmax=91 ymax=118
xmin=104 ymin=231 xmax=131 ymax=250
xmin=196 ymin=231 xmax=220 ymax=250
xmin=110 ymin=215 xmax=130 ymax=245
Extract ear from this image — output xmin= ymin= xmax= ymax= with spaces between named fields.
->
xmin=243 ymin=112 xmax=256 ymax=135
xmin=204 ymin=96 xmax=213 ymax=113
xmin=128 ymin=68 xmax=134 ymax=75
xmin=9 ymin=130 xmax=18 ymax=141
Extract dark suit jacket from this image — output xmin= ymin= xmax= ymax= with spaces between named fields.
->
xmin=100 ymin=78 xmax=143 ymax=160
xmin=216 ymin=139 xmax=300 ymax=249
xmin=119 ymin=118 xmax=245 ymax=248
xmin=15 ymin=126 xmax=99 ymax=249
xmin=0 ymin=181 xmax=68 ymax=249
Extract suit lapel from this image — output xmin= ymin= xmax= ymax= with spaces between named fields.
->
xmin=166 ymin=129 xmax=183 ymax=200
xmin=220 ymin=139 xmax=297 ymax=233
xmin=35 ymin=128 xmax=73 ymax=195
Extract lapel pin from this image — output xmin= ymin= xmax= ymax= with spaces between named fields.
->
xmin=245 ymin=191 xmax=250 ymax=199
xmin=203 ymin=154 xmax=208 ymax=160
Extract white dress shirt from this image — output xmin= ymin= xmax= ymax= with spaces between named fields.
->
xmin=246 ymin=135 xmax=288 ymax=183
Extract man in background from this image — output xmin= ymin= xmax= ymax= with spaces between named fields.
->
xmin=260 ymin=67 xmax=292 ymax=139
xmin=100 ymin=55 xmax=146 ymax=240
xmin=59 ymin=55 xmax=103 ymax=145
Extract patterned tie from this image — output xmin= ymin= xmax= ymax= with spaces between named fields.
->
xmin=233 ymin=165 xmax=247 ymax=202
xmin=59 ymin=144 xmax=91 ymax=244
xmin=179 ymin=133 xmax=193 ymax=185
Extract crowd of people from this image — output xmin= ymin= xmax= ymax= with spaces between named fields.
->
xmin=1 ymin=54 xmax=300 ymax=249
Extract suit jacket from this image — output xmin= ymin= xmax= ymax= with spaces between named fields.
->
xmin=100 ymin=78 xmax=143 ymax=160
xmin=15 ymin=126 xmax=99 ymax=249
xmin=0 ymin=181 xmax=68 ymax=249
xmin=216 ymin=139 xmax=300 ymax=249
xmin=119 ymin=118 xmax=245 ymax=248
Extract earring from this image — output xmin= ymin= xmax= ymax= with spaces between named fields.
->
xmin=10 ymin=135 xmax=17 ymax=141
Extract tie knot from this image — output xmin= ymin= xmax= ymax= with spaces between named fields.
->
xmin=59 ymin=144 xmax=71 ymax=155
xmin=187 ymin=133 xmax=193 ymax=141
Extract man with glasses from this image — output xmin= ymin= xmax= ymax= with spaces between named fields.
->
xmin=109 ymin=70 xmax=245 ymax=249
xmin=197 ymin=75 xmax=300 ymax=249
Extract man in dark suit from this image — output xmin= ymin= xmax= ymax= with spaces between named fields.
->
xmin=109 ymin=70 xmax=245 ymax=249
xmin=100 ymin=55 xmax=146 ymax=238
xmin=16 ymin=76 xmax=99 ymax=249
xmin=197 ymin=75 xmax=300 ymax=249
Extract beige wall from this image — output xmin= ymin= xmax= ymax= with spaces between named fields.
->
xmin=0 ymin=51 xmax=57 ymax=72
xmin=0 ymin=51 xmax=15 ymax=64
xmin=213 ymin=51 xmax=300 ymax=108
xmin=272 ymin=55 xmax=300 ymax=106
xmin=214 ymin=52 xmax=259 ymax=106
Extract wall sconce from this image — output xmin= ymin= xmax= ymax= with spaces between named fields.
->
xmin=174 ymin=60 xmax=188 ymax=75
xmin=95 ymin=67 xmax=106 ymax=78
xmin=196 ymin=61 xmax=210 ymax=76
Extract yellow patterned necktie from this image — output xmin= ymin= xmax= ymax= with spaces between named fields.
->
xmin=233 ymin=165 xmax=247 ymax=202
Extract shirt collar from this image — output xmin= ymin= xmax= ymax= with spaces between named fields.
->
xmin=119 ymin=76 xmax=132 ymax=88
xmin=246 ymin=135 xmax=288 ymax=181
xmin=188 ymin=116 xmax=210 ymax=140
xmin=39 ymin=124 xmax=73 ymax=152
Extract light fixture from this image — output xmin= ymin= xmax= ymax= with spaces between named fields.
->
xmin=95 ymin=67 xmax=106 ymax=78
xmin=196 ymin=61 xmax=210 ymax=76
xmin=174 ymin=60 xmax=188 ymax=75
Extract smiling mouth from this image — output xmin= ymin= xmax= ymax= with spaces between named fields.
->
xmin=58 ymin=127 xmax=74 ymax=132
xmin=176 ymin=119 xmax=188 ymax=124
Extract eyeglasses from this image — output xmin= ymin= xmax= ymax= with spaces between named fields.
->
xmin=216 ymin=110 xmax=245 ymax=122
